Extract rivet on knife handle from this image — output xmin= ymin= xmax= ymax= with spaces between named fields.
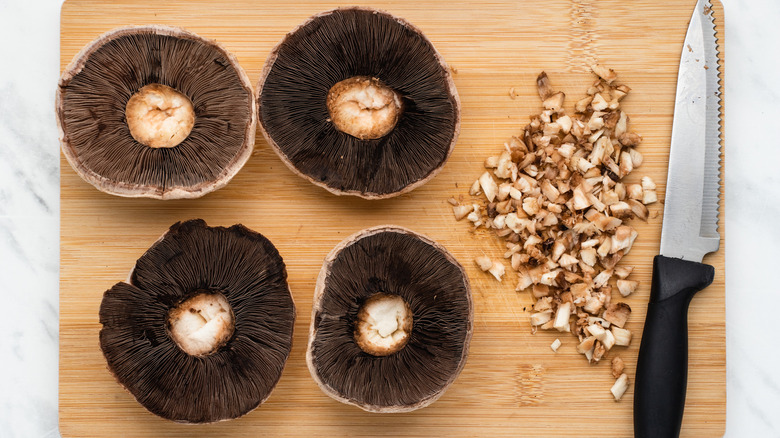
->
xmin=634 ymin=255 xmax=714 ymax=438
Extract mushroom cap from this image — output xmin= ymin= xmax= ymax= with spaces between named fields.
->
xmin=257 ymin=8 xmax=461 ymax=199
xmin=307 ymin=225 xmax=473 ymax=412
xmin=99 ymin=219 xmax=295 ymax=423
xmin=57 ymin=26 xmax=256 ymax=199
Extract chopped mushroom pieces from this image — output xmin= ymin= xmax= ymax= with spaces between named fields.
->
xmin=551 ymin=338 xmax=562 ymax=352
xmin=611 ymin=373 xmax=630 ymax=401
xmin=604 ymin=303 xmax=632 ymax=328
xmin=611 ymin=356 xmax=625 ymax=378
xmin=611 ymin=326 xmax=632 ymax=346
xmin=617 ymin=279 xmax=639 ymax=297
xmin=474 ymin=255 xmax=493 ymax=272
xmin=488 ymin=261 xmax=506 ymax=282
xmin=453 ymin=67 xmax=653 ymax=393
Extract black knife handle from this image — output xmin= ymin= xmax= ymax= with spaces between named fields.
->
xmin=634 ymin=255 xmax=714 ymax=438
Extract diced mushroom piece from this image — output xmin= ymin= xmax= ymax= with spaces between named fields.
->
xmin=591 ymin=93 xmax=609 ymax=111
xmin=587 ymin=323 xmax=606 ymax=339
xmin=522 ymin=197 xmax=541 ymax=216
xmin=591 ymin=64 xmax=617 ymax=84
xmin=532 ymin=283 xmax=551 ymax=298
xmin=615 ymin=111 xmax=628 ymax=138
xmin=453 ymin=205 xmax=472 ymax=220
xmin=494 ymin=152 xmax=514 ymax=179
xmin=611 ymin=226 xmax=634 ymax=254
xmin=540 ymin=270 xmax=561 ymax=287
xmin=497 ymin=183 xmax=512 ymax=201
xmin=484 ymin=156 xmax=499 ymax=168
xmin=641 ymin=176 xmax=657 ymax=204
xmin=530 ymin=311 xmax=553 ymax=326
xmin=553 ymin=302 xmax=573 ymax=332
xmin=558 ymin=143 xmax=576 ymax=158
xmin=619 ymin=151 xmax=633 ymax=177
xmin=614 ymin=182 xmax=627 ymax=200
xmin=611 ymin=356 xmax=625 ymax=378
xmin=617 ymin=279 xmax=639 ymax=297
xmin=575 ymin=95 xmax=593 ymax=113
xmin=603 ymin=303 xmax=631 ymax=328
xmin=614 ymin=265 xmax=634 ymax=279
xmin=557 ymin=115 xmax=573 ymax=134
xmin=516 ymin=269 xmax=533 ymax=292
xmin=602 ymin=189 xmax=620 ymax=206
xmin=601 ymin=328 xmax=616 ymax=350
xmin=570 ymin=283 xmax=592 ymax=303
xmin=572 ymin=185 xmax=592 ymax=210
xmin=593 ymin=341 xmax=606 ymax=362
xmin=533 ymin=296 xmax=553 ymax=312
xmin=583 ymin=293 xmax=605 ymax=315
xmin=627 ymin=199 xmax=649 ymax=221
xmin=611 ymin=374 xmax=630 ymax=401
xmin=479 ymin=172 xmax=499 ymax=202
xmin=541 ymin=180 xmax=560 ymax=203
xmin=474 ymin=256 xmax=492 ymax=271
xmin=593 ymin=269 xmax=613 ymax=288
xmin=536 ymin=71 xmax=555 ymax=100
xmin=619 ymin=132 xmax=642 ymax=147
xmin=550 ymin=338 xmax=562 ymax=352
xmin=612 ymin=326 xmax=632 ymax=346
xmin=469 ymin=179 xmax=482 ymax=196
xmin=610 ymin=201 xmax=632 ymax=219
xmin=628 ymin=148 xmax=644 ymax=167
xmin=579 ymin=247 xmax=597 ymax=267
xmin=577 ymin=336 xmax=596 ymax=355
xmin=643 ymin=188 xmax=658 ymax=205
xmin=626 ymin=183 xmax=643 ymax=201
xmin=543 ymin=92 xmax=565 ymax=112
xmin=641 ymin=177 xmax=656 ymax=191
xmin=558 ymin=253 xmax=579 ymax=270
xmin=597 ymin=237 xmax=612 ymax=258
xmin=488 ymin=261 xmax=506 ymax=282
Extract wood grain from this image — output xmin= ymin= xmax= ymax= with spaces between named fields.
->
xmin=60 ymin=0 xmax=726 ymax=436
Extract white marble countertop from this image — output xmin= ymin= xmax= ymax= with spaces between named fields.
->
xmin=1 ymin=0 xmax=778 ymax=436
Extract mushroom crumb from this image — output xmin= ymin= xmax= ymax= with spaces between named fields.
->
xmin=551 ymin=338 xmax=562 ymax=352
xmin=611 ymin=356 xmax=625 ymax=378
xmin=451 ymin=65 xmax=651 ymax=398
xmin=611 ymin=373 xmax=630 ymax=401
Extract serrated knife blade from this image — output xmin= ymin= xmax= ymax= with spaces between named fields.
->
xmin=634 ymin=1 xmax=723 ymax=437
xmin=659 ymin=0 xmax=722 ymax=262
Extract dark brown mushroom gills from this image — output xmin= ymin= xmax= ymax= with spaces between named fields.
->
xmin=308 ymin=226 xmax=472 ymax=412
xmin=327 ymin=77 xmax=402 ymax=140
xmin=125 ymin=83 xmax=195 ymax=149
xmin=354 ymin=292 xmax=412 ymax=356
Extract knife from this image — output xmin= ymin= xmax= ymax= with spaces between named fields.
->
xmin=633 ymin=0 xmax=722 ymax=437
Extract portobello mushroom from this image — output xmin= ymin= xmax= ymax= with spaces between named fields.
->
xmin=57 ymin=26 xmax=256 ymax=199
xmin=257 ymin=8 xmax=461 ymax=199
xmin=99 ymin=219 xmax=295 ymax=423
xmin=307 ymin=226 xmax=473 ymax=412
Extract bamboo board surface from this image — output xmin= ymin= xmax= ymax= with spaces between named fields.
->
xmin=59 ymin=0 xmax=726 ymax=436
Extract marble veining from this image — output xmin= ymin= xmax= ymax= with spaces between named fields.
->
xmin=1 ymin=0 xmax=779 ymax=436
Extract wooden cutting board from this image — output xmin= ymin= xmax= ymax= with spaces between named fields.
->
xmin=59 ymin=0 xmax=726 ymax=436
